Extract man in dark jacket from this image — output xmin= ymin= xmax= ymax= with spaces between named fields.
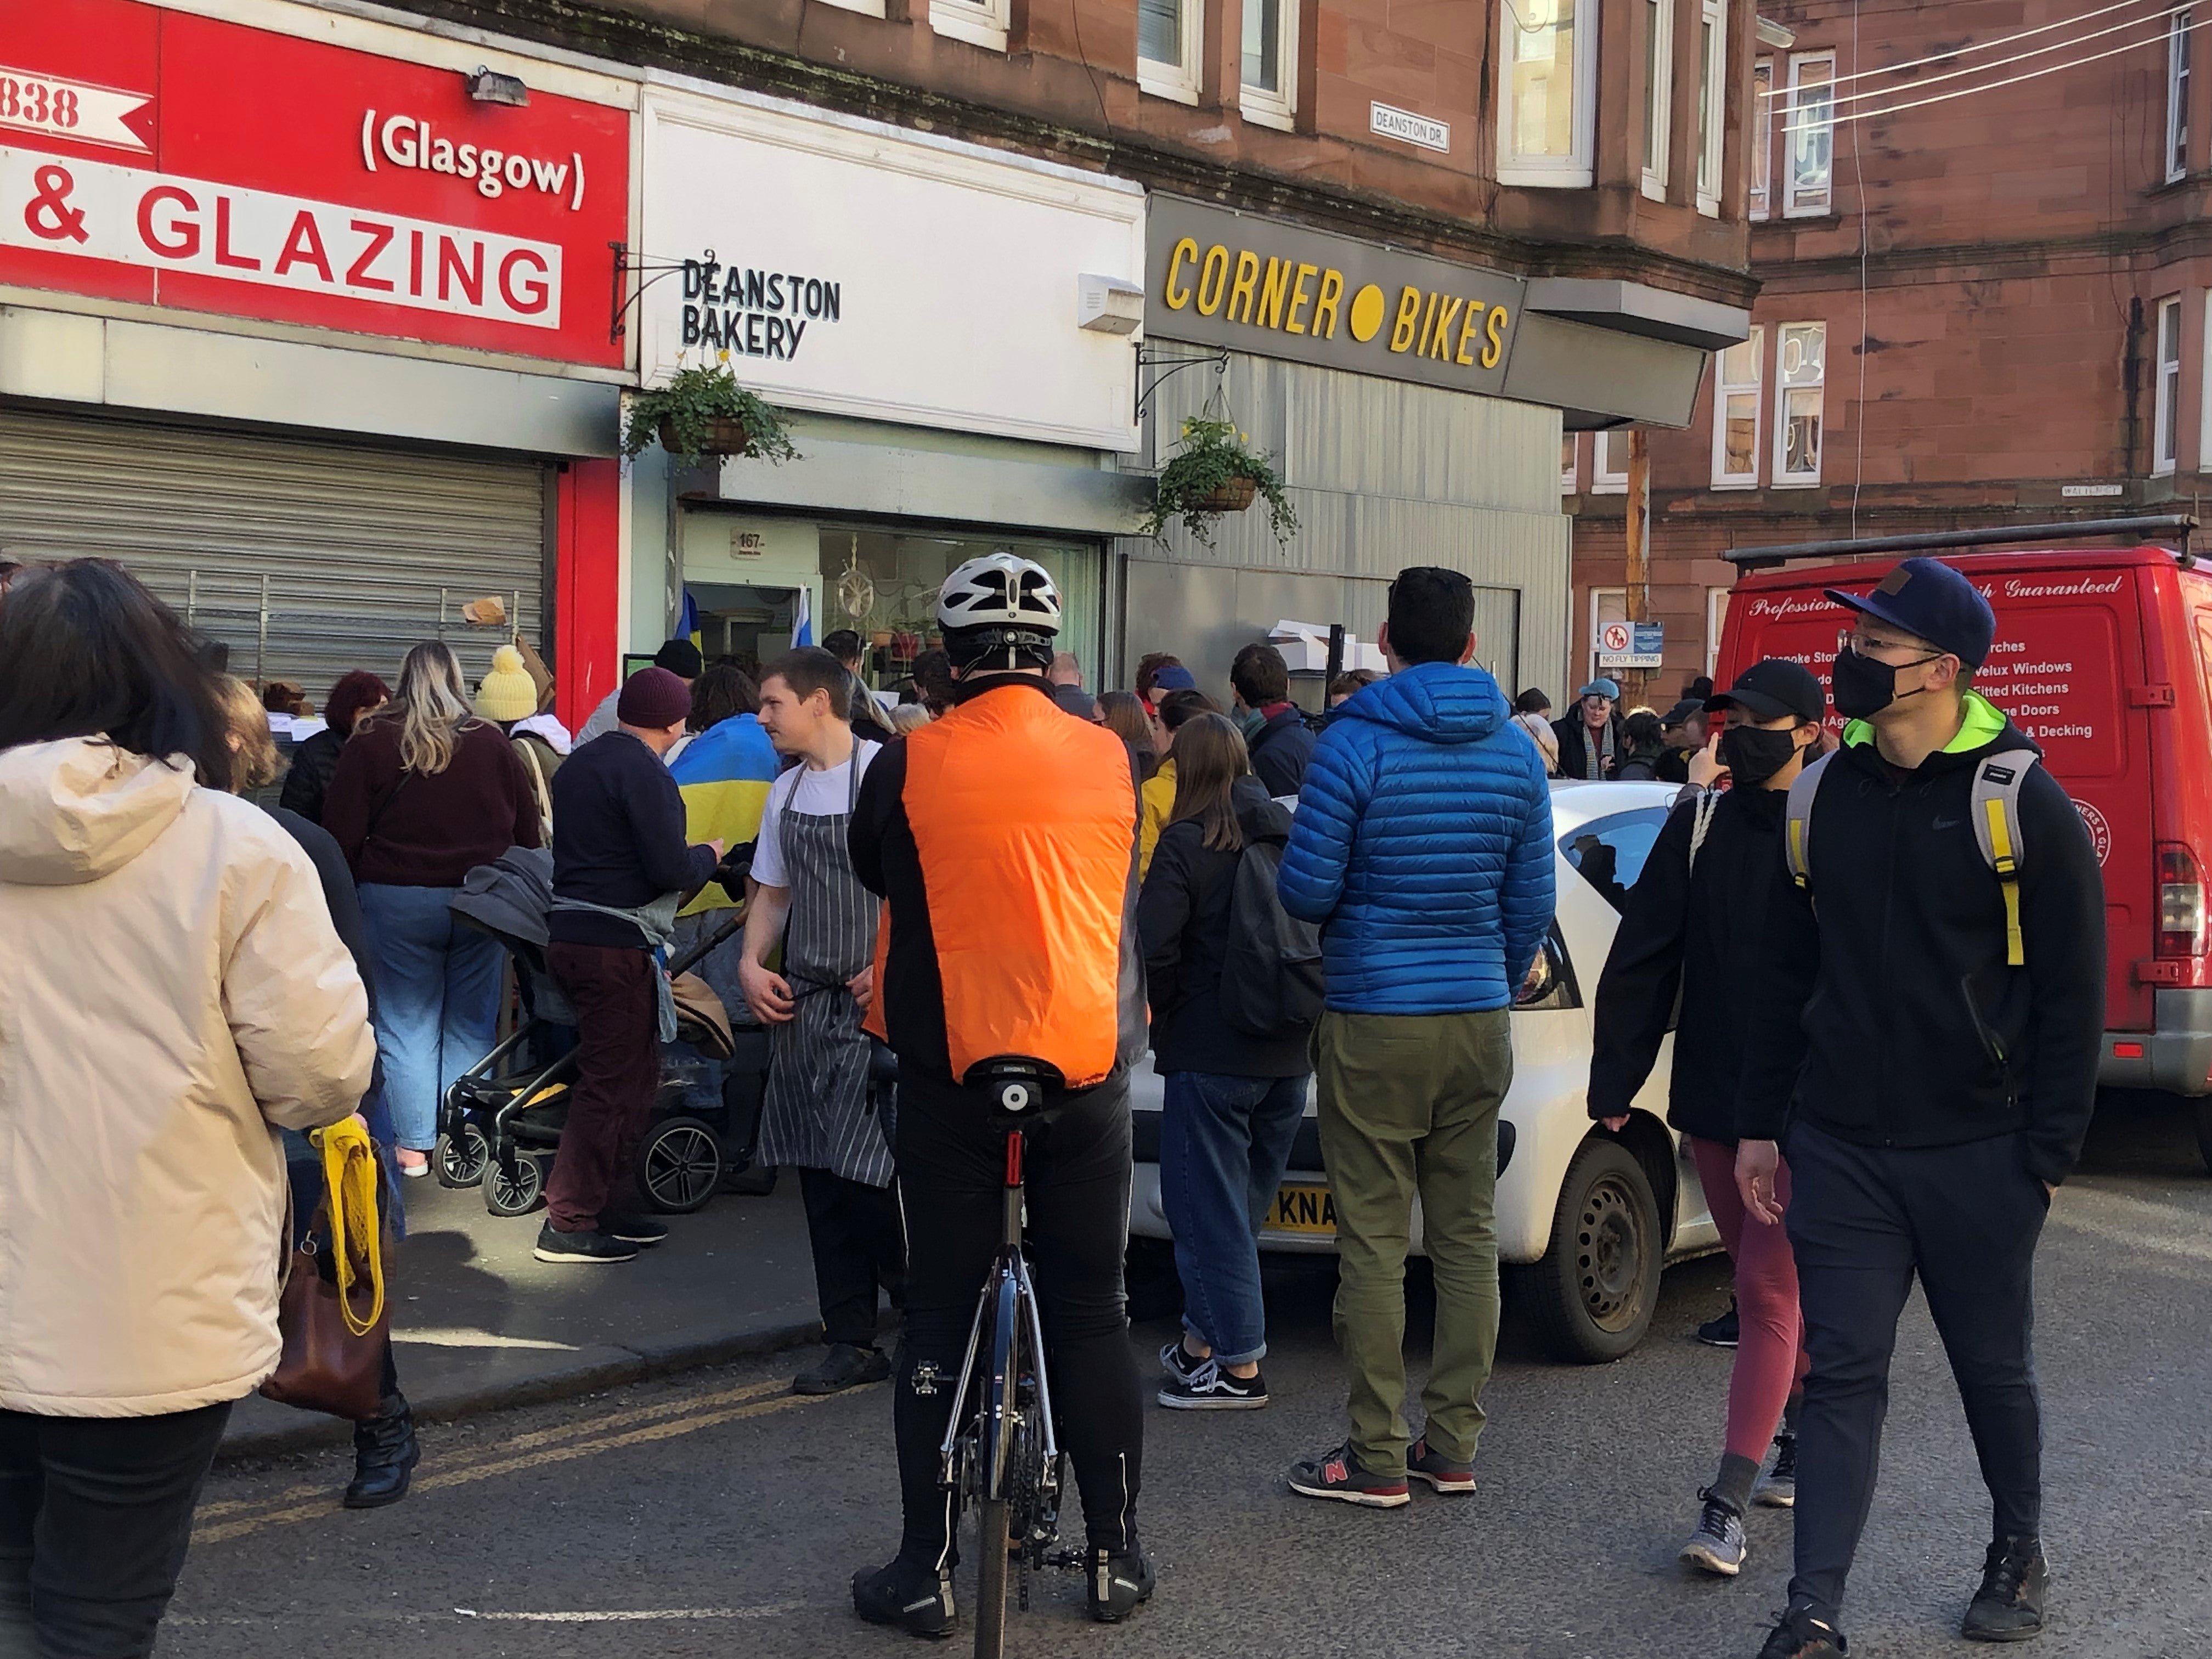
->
xmin=1735 ymin=558 xmax=2106 ymax=1659
xmin=1277 ymin=567 xmax=1553 ymax=1508
xmin=1231 ymin=642 xmax=1317 ymax=797
xmin=1552 ymin=678 xmax=1626 ymax=780
xmin=539 ymin=667 xmax=723 ymax=1266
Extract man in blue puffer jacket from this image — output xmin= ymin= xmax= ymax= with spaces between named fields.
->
xmin=1277 ymin=566 xmax=1555 ymax=1509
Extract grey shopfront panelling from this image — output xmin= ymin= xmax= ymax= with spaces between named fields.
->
xmin=1119 ymin=345 xmax=1567 ymax=698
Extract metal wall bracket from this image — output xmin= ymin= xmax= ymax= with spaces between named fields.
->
xmin=609 ymin=241 xmax=704 ymax=345
xmin=1133 ymin=345 xmax=1228 ymax=422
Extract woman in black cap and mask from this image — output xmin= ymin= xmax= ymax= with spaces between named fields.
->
xmin=1584 ymin=657 xmax=1827 ymax=1581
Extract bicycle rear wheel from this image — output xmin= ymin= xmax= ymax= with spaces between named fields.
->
xmin=974 ymin=1499 xmax=1010 ymax=1659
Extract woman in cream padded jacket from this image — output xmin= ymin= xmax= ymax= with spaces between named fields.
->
xmin=0 ymin=561 xmax=375 ymax=1658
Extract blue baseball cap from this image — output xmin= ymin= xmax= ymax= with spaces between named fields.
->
xmin=1150 ymin=665 xmax=1198 ymax=692
xmin=1825 ymin=557 xmax=1996 ymax=669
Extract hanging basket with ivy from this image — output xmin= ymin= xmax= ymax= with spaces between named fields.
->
xmin=1137 ymin=415 xmax=1297 ymax=549
xmin=623 ymin=355 xmax=800 ymax=466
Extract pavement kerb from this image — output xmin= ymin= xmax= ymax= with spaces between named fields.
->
xmin=217 ymin=1314 xmax=825 ymax=1463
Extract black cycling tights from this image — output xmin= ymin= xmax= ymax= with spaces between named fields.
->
xmin=890 ymin=1069 xmax=1143 ymax=1568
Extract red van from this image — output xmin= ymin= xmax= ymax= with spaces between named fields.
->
xmin=1714 ymin=518 xmax=2212 ymax=1166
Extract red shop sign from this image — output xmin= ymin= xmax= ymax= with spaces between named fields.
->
xmin=0 ymin=0 xmax=629 ymax=368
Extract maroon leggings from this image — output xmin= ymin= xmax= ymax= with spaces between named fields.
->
xmin=1690 ymin=1136 xmax=1809 ymax=1463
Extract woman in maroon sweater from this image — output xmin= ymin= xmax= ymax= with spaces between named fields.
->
xmin=325 ymin=641 xmax=540 ymax=1175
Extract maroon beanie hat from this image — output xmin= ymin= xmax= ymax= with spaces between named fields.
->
xmin=617 ymin=665 xmax=691 ymax=729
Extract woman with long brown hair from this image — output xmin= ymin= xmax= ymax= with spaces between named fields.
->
xmin=1096 ymin=689 xmax=1159 ymax=781
xmin=1136 ymin=712 xmax=1315 ymax=1410
xmin=325 ymin=640 xmax=540 ymax=1176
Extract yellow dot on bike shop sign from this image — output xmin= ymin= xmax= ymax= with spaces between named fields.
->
xmin=1348 ymin=284 xmax=1386 ymax=343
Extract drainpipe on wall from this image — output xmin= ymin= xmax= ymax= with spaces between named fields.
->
xmin=2123 ymin=296 xmax=2146 ymax=479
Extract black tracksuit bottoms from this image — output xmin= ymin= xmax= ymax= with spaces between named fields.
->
xmin=797 ymin=1166 xmax=907 ymax=1350
xmin=890 ymin=1069 xmax=1142 ymax=1567
xmin=1784 ymin=1121 xmax=2051 ymax=1626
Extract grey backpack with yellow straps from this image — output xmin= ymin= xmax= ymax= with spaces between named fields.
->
xmin=1783 ymin=749 xmax=2039 ymax=967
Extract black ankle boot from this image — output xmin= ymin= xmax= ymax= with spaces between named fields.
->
xmin=345 ymin=1392 xmax=420 ymax=1509
xmin=1962 ymin=1535 xmax=2047 ymax=1641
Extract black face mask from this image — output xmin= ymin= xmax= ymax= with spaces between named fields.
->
xmin=1718 ymin=725 xmax=1806 ymax=788
xmin=1830 ymin=644 xmax=1942 ymax=720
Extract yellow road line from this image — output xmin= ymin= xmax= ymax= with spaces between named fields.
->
xmin=195 ymin=1386 xmax=837 ymax=1545
xmin=197 ymin=1376 xmax=786 ymax=1522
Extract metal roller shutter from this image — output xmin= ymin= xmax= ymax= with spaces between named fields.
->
xmin=0 ymin=407 xmax=548 ymax=704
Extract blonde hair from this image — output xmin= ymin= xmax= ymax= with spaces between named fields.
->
xmin=216 ymin=675 xmax=283 ymax=793
xmin=365 ymin=641 xmax=476 ymax=775
xmin=889 ymin=703 xmax=933 ymax=735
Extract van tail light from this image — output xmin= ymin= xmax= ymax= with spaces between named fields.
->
xmin=2158 ymin=844 xmax=2208 ymax=957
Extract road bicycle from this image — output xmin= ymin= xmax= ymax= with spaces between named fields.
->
xmin=934 ymin=1056 xmax=1075 ymax=1658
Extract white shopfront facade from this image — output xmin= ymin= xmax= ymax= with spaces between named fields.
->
xmin=627 ymin=82 xmax=1149 ymax=685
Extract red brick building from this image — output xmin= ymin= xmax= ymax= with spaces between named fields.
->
xmin=1566 ymin=0 xmax=2203 ymax=702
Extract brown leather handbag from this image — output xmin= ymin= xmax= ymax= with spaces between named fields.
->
xmin=259 ymin=1228 xmax=388 ymax=1421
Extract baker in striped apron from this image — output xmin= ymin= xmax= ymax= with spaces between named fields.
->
xmin=738 ymin=648 xmax=905 ymax=1397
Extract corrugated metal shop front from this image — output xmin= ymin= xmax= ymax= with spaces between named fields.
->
xmin=0 ymin=407 xmax=549 ymax=703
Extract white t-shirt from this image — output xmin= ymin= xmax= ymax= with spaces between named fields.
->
xmin=752 ymin=741 xmax=880 ymax=888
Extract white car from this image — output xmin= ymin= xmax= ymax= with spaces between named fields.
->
xmin=1126 ymin=780 xmax=1719 ymax=1363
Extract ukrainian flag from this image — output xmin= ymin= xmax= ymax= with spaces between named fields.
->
xmin=670 ymin=712 xmax=781 ymax=916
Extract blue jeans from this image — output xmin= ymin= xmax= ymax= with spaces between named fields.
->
xmin=1159 ymin=1070 xmax=1309 ymax=1366
xmin=358 ymin=883 xmax=504 ymax=1152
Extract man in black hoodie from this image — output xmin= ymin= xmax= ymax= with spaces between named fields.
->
xmin=1736 ymin=559 xmax=2106 ymax=1659
xmin=1231 ymin=642 xmax=1317 ymax=797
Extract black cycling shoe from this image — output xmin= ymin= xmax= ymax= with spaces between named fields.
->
xmin=853 ymin=1555 xmax=956 ymax=1637
xmin=1085 ymin=1545 xmax=1155 ymax=1623
xmin=1758 ymin=1606 xmax=1848 ymax=1658
xmin=1962 ymin=1536 xmax=2048 ymax=1642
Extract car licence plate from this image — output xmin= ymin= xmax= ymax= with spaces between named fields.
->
xmin=1268 ymin=1182 xmax=1336 ymax=1235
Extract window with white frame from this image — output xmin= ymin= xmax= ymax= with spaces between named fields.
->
xmin=1240 ymin=0 xmax=1298 ymax=128
xmin=930 ymin=0 xmax=1008 ymax=52
xmin=2156 ymin=294 xmax=2183 ymax=476
xmin=1750 ymin=56 xmax=1773 ymax=218
xmin=1592 ymin=427 xmax=1630 ymax=493
xmin=2197 ymin=292 xmax=2212 ymax=470
xmin=2170 ymin=10 xmax=2192 ymax=184
xmin=1588 ymin=587 xmax=1628 ymax=687
xmin=1784 ymin=51 xmax=1835 ymax=217
xmin=1139 ymin=0 xmax=1205 ymax=103
xmin=1711 ymin=325 xmax=1763 ymax=488
xmin=1561 ymin=433 xmax=1580 ymax=493
xmin=1696 ymin=0 xmax=1726 ymax=215
xmin=1707 ymin=588 xmax=1731 ymax=675
xmin=1774 ymin=321 xmax=1826 ymax=486
xmin=1500 ymin=0 xmax=1599 ymax=188
xmin=1643 ymin=0 xmax=1674 ymax=200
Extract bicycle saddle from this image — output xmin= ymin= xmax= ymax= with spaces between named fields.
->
xmin=969 ymin=1056 xmax=1065 ymax=1117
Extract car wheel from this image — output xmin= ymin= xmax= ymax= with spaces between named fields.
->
xmin=2194 ymin=1099 xmax=2212 ymax=1176
xmin=1124 ymin=1235 xmax=1183 ymax=1322
xmin=1519 ymin=1137 xmax=1663 ymax=1364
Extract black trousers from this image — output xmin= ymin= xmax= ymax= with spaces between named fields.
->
xmin=1785 ymin=1122 xmax=2050 ymax=1627
xmin=0 ymin=1401 xmax=233 ymax=1658
xmin=798 ymin=1166 xmax=907 ymax=1348
xmin=891 ymin=1069 xmax=1142 ymax=1564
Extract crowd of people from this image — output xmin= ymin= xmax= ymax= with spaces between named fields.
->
xmin=0 ymin=546 xmax=2104 ymax=1659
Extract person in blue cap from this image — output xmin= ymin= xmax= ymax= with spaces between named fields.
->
xmin=1553 ymin=676 xmax=1625 ymax=780
xmin=1734 ymin=557 xmax=2107 ymax=1659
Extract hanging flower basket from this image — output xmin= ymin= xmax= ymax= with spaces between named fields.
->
xmin=1190 ymin=477 xmax=1259 ymax=514
xmin=1138 ymin=415 xmax=1297 ymax=549
xmin=623 ymin=355 xmax=800 ymax=466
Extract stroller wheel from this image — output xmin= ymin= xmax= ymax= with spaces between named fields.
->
xmin=484 ymin=1148 xmax=546 ymax=1217
xmin=436 ymin=1124 xmax=490 ymax=1189
xmin=639 ymin=1117 xmax=723 ymax=1215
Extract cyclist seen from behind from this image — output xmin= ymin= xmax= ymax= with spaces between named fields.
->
xmin=848 ymin=552 xmax=1153 ymax=1635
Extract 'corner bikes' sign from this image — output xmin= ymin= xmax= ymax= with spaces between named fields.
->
xmin=1144 ymin=195 xmax=1524 ymax=397
xmin=638 ymin=87 xmax=1144 ymax=453
xmin=0 ymin=0 xmax=630 ymax=368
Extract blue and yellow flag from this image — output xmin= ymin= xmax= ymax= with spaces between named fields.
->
xmin=670 ymin=712 xmax=781 ymax=915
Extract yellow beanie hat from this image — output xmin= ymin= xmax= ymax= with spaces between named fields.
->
xmin=474 ymin=645 xmax=539 ymax=723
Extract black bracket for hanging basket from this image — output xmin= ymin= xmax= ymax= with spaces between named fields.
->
xmin=609 ymin=242 xmax=706 ymax=345
xmin=1133 ymin=345 xmax=1229 ymax=422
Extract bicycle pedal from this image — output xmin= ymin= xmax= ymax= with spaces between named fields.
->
xmin=1042 ymin=1548 xmax=1087 ymax=1573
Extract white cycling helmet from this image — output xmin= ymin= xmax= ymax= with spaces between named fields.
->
xmin=936 ymin=551 xmax=1062 ymax=634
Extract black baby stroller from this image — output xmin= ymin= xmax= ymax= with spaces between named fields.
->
xmin=435 ymin=844 xmax=764 ymax=1218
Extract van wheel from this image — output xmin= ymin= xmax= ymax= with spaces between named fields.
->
xmin=1519 ymin=1137 xmax=1663 ymax=1364
xmin=2194 ymin=1099 xmax=2212 ymax=1176
xmin=1124 ymin=1237 xmax=1184 ymax=1322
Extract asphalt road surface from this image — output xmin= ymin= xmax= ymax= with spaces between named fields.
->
xmin=167 ymin=1099 xmax=2212 ymax=1659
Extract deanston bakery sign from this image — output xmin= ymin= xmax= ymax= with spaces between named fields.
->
xmin=1146 ymin=195 xmax=1523 ymax=396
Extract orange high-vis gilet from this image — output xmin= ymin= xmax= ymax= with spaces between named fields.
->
xmin=873 ymin=684 xmax=1135 ymax=1088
